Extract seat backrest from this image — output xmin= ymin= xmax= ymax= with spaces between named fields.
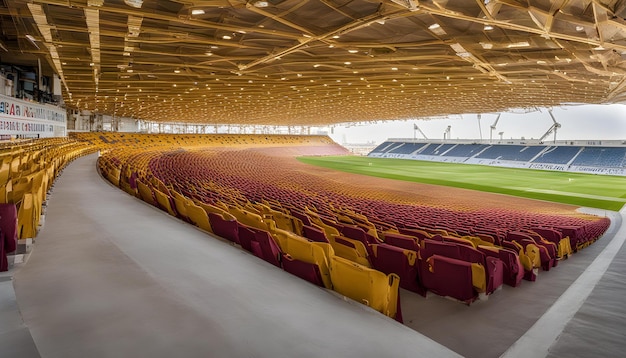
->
xmin=302 ymin=225 xmax=329 ymax=243
xmin=383 ymin=232 xmax=419 ymax=252
xmin=420 ymin=239 xmax=460 ymax=260
xmin=329 ymin=256 xmax=400 ymax=319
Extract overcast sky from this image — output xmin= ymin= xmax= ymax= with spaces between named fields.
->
xmin=326 ymin=104 xmax=626 ymax=145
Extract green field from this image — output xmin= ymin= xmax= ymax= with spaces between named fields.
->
xmin=297 ymin=156 xmax=626 ymax=211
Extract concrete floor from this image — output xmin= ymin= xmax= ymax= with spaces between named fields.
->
xmin=7 ymin=155 xmax=460 ymax=358
xmin=3 ymin=154 xmax=625 ymax=357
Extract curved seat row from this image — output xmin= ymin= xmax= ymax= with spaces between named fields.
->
xmin=0 ymin=138 xmax=96 ymax=271
xmin=90 ymin=133 xmax=609 ymax=316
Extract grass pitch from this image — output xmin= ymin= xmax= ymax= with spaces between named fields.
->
xmin=297 ymin=156 xmax=626 ymax=211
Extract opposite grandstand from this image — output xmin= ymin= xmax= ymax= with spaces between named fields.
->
xmin=368 ymin=140 xmax=626 ymax=176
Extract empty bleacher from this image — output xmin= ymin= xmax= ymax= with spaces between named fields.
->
xmin=570 ymin=147 xmax=626 ymax=168
xmin=418 ymin=143 xmax=456 ymax=156
xmin=0 ymin=138 xmax=96 ymax=271
xmin=476 ymin=145 xmax=546 ymax=161
xmin=532 ymin=146 xmax=582 ymax=164
xmin=442 ymin=144 xmax=489 ymax=157
xmin=368 ymin=140 xmax=626 ymax=175
xmin=84 ymin=133 xmax=609 ymax=318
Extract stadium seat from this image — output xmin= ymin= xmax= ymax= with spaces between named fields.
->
xmin=371 ymin=243 xmax=423 ymax=294
xmin=329 ymin=256 xmax=401 ymax=320
xmin=0 ymin=203 xmax=18 ymax=272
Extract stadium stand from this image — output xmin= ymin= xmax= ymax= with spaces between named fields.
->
xmin=570 ymin=147 xmax=626 ymax=167
xmin=0 ymin=138 xmax=96 ymax=271
xmin=476 ymin=145 xmax=546 ymax=161
xmin=368 ymin=140 xmax=626 ymax=175
xmin=77 ymin=133 xmax=610 ymax=317
xmin=532 ymin=146 xmax=582 ymax=164
xmin=417 ymin=143 xmax=456 ymax=156
xmin=442 ymin=144 xmax=489 ymax=157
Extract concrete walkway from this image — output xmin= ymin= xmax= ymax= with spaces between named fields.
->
xmin=9 ymin=154 xmax=460 ymax=358
xmin=3 ymin=153 xmax=625 ymax=358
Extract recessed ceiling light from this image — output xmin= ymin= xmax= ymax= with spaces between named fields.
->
xmin=484 ymin=25 xmax=494 ymax=31
xmin=191 ymin=9 xmax=205 ymax=15
xmin=344 ymin=61 xmax=351 ymax=65
xmin=174 ymin=69 xmax=181 ymax=73
xmin=575 ymin=26 xmax=585 ymax=32
xmin=222 ymin=35 xmax=232 ymax=40
xmin=428 ymin=23 xmax=440 ymax=30
xmin=348 ymin=49 xmax=358 ymax=53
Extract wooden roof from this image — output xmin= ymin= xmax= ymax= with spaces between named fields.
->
xmin=2 ymin=0 xmax=626 ymax=125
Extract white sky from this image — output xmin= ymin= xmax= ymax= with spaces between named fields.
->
xmin=327 ymin=104 xmax=626 ymax=145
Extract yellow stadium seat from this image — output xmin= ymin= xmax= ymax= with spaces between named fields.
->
xmin=17 ymin=193 xmax=36 ymax=239
xmin=186 ymin=201 xmax=213 ymax=233
xmin=153 ymin=189 xmax=177 ymax=217
xmin=328 ymin=235 xmax=371 ymax=268
xmin=136 ymin=180 xmax=157 ymax=206
xmin=329 ymin=256 xmax=400 ymax=319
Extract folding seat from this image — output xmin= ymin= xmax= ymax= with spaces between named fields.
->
xmin=329 ymin=256 xmax=401 ymax=320
xmin=309 ymin=217 xmax=340 ymax=241
xmin=288 ymin=209 xmax=312 ymax=226
xmin=465 ymin=235 xmax=495 ymax=248
xmin=477 ymin=245 xmax=523 ymax=287
xmin=420 ymin=239 xmax=460 ymax=259
xmin=421 ymin=255 xmax=483 ymax=304
xmin=521 ymin=230 xmax=558 ymax=267
xmin=528 ymin=228 xmax=565 ymax=258
xmin=136 ymin=179 xmax=158 ymax=206
xmin=171 ymin=191 xmax=191 ymax=222
xmin=507 ymin=231 xmax=552 ymax=270
xmin=17 ymin=193 xmax=36 ymax=240
xmin=107 ymin=167 xmax=121 ymax=187
xmin=253 ymin=229 xmax=283 ymax=267
xmin=555 ymin=226 xmax=583 ymax=252
xmin=208 ymin=212 xmax=239 ymax=244
xmin=328 ymin=235 xmax=371 ymax=267
xmin=339 ymin=225 xmax=376 ymax=257
xmin=0 ymin=203 xmax=17 ymax=272
xmin=281 ymin=254 xmax=325 ymax=287
xmin=302 ymin=225 xmax=329 ymax=243
xmin=153 ymin=188 xmax=178 ymax=217
xmin=229 ymin=206 xmax=269 ymax=231
xmin=398 ymin=227 xmax=431 ymax=241
xmin=382 ymin=232 xmax=420 ymax=252
xmin=371 ymin=243 xmax=423 ymax=294
xmin=185 ymin=201 xmax=213 ymax=233
xmin=455 ymin=245 xmax=503 ymax=294
xmin=441 ymin=235 xmax=476 ymax=248
xmin=278 ymin=233 xmax=333 ymax=289
xmin=267 ymin=210 xmax=303 ymax=236
xmin=501 ymin=240 xmax=536 ymax=281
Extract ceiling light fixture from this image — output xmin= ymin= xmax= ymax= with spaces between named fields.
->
xmin=124 ymin=0 xmax=143 ymax=9
xmin=484 ymin=25 xmax=494 ymax=31
xmin=191 ymin=9 xmax=205 ymax=15
xmin=253 ymin=1 xmax=269 ymax=7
